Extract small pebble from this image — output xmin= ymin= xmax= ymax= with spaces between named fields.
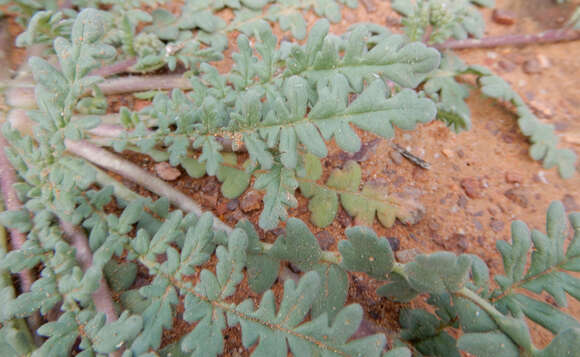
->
xmin=396 ymin=248 xmax=421 ymax=263
xmin=523 ymin=58 xmax=542 ymax=74
xmin=490 ymin=219 xmax=505 ymax=233
xmin=461 ymin=177 xmax=484 ymax=199
xmin=441 ymin=149 xmax=454 ymax=158
xmin=316 ymin=231 xmax=335 ymax=250
xmin=240 ymin=191 xmax=261 ymax=213
xmin=226 ymin=199 xmax=239 ymax=211
xmin=537 ymin=54 xmax=550 ymax=69
xmin=498 ymin=59 xmax=516 ymax=72
xmin=390 ymin=150 xmax=403 ymax=165
xmin=504 ymin=188 xmax=529 ymax=208
xmin=154 ymin=162 xmax=181 ymax=181
xmin=386 ymin=237 xmax=400 ymax=252
xmin=492 ymin=9 xmax=516 ymax=25
xmin=505 ymin=171 xmax=523 ymax=184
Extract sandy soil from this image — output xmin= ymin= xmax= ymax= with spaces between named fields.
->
xmin=2 ymin=0 xmax=580 ymax=355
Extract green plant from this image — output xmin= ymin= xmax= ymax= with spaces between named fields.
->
xmin=1 ymin=2 xmax=579 ymax=356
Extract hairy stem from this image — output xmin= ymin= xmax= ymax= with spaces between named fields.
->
xmin=64 ymin=139 xmax=233 ymax=233
xmin=0 ymin=133 xmax=35 ymax=291
xmin=455 ymin=287 xmax=538 ymax=354
xmin=6 ymin=74 xmax=191 ymax=109
xmin=0 ymin=201 xmax=36 ymax=352
xmin=260 ymin=242 xmax=342 ymax=265
xmin=90 ymin=58 xmax=138 ymax=77
xmin=59 ymin=221 xmax=119 ymax=325
xmin=435 ymin=28 xmax=580 ymax=50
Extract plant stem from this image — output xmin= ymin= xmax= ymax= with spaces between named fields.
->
xmin=98 ymin=75 xmax=191 ymax=95
xmin=260 ymin=242 xmax=342 ymax=265
xmin=64 ymin=139 xmax=234 ymax=233
xmin=91 ymin=58 xmax=138 ymax=77
xmin=0 ymin=201 xmax=36 ymax=353
xmin=6 ymin=74 xmax=192 ymax=109
xmin=59 ymin=221 xmax=119 ymax=324
xmin=435 ymin=28 xmax=580 ymax=50
xmin=455 ymin=287 xmax=537 ymax=354
xmin=0 ymin=133 xmax=35 ymax=292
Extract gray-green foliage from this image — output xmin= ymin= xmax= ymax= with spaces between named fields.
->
xmin=342 ymin=201 xmax=580 ymax=357
xmin=15 ymin=0 xmax=360 ymax=72
xmin=112 ymin=19 xmax=439 ymax=230
xmin=299 ymin=154 xmax=425 ymax=228
xmin=391 ymin=0 xmax=494 ymax=44
xmin=3 ymin=3 xmax=580 ymax=357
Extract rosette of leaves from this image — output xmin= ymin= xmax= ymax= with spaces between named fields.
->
xmin=113 ymin=20 xmax=439 ymax=229
xmin=338 ymin=201 xmax=580 ymax=356
xmin=391 ymin=0 xmax=495 ymax=44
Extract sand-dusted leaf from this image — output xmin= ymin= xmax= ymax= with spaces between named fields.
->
xmin=392 ymin=0 xmax=493 ymax=44
xmin=130 ymin=276 xmax=179 ymax=354
xmin=103 ymin=260 xmax=137 ymax=292
xmin=181 ymin=228 xmax=247 ymax=355
xmin=254 ymin=164 xmax=298 ymax=230
xmin=492 ymin=203 xmax=580 ymax=333
xmin=377 ymin=273 xmax=419 ymax=302
xmin=311 ymin=263 xmax=348 ymax=321
xmin=458 ymin=332 xmax=518 ymax=357
xmin=286 ymin=20 xmax=440 ymax=88
xmin=236 ymin=220 xmax=280 ymax=293
xmin=298 ymin=154 xmax=339 ymax=228
xmin=399 ymin=309 xmax=460 ymax=357
xmin=339 ymin=226 xmax=395 ymax=279
xmin=270 ymin=218 xmax=321 ymax=271
xmin=232 ymin=272 xmax=387 ymax=357
xmin=216 ymin=153 xmax=251 ymax=199
xmin=404 ymin=252 xmax=472 ymax=295
xmin=535 ymin=328 xmax=580 ymax=357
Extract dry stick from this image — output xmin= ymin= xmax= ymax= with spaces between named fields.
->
xmin=60 ymin=221 xmax=119 ymax=324
xmin=435 ymin=28 xmax=580 ymax=50
xmin=64 ymin=139 xmax=233 ymax=234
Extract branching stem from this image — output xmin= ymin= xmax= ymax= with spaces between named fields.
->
xmin=64 ymin=139 xmax=233 ymax=233
xmin=435 ymin=28 xmax=580 ymax=50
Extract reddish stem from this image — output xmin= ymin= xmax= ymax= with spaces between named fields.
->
xmin=90 ymin=58 xmax=137 ymax=78
xmin=435 ymin=28 xmax=580 ymax=50
xmin=59 ymin=221 xmax=118 ymax=324
xmin=98 ymin=74 xmax=191 ymax=95
xmin=0 ymin=130 xmax=43 ymax=344
xmin=64 ymin=139 xmax=233 ymax=233
xmin=8 ymin=74 xmax=192 ymax=109
xmin=0 ymin=133 xmax=35 ymax=292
